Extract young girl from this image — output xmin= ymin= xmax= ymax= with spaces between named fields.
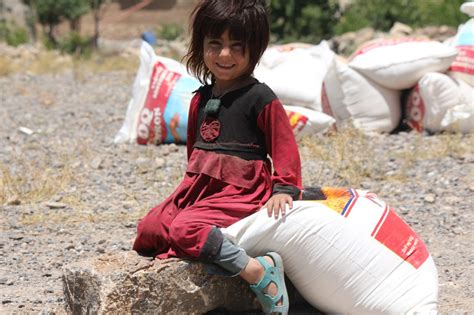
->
xmin=133 ymin=0 xmax=302 ymax=313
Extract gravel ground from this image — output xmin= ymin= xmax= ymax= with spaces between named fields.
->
xmin=0 ymin=71 xmax=472 ymax=314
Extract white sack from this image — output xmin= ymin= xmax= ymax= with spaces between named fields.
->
xmin=405 ymin=72 xmax=474 ymax=133
xmin=114 ymin=41 xmax=200 ymax=145
xmin=222 ymin=188 xmax=438 ymax=314
xmin=283 ymin=105 xmax=335 ymax=139
xmin=349 ymin=38 xmax=458 ymax=90
xmin=322 ymin=58 xmax=401 ymax=133
xmin=254 ymin=41 xmax=335 ymax=111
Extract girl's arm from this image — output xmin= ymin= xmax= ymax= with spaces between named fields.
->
xmin=257 ymin=99 xmax=302 ymax=199
xmin=186 ymin=92 xmax=201 ymax=161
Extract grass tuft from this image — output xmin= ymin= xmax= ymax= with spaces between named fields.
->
xmin=300 ymin=127 xmax=378 ymax=187
xmin=0 ymin=154 xmax=75 ymax=205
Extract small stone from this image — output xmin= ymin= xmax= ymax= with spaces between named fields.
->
xmin=161 ymin=146 xmax=170 ymax=156
xmin=90 ymin=157 xmax=103 ymax=169
xmin=46 ymin=202 xmax=67 ymax=209
xmin=6 ymin=196 xmax=21 ymax=206
xmin=168 ymin=143 xmax=179 ymax=152
xmin=155 ymin=158 xmax=165 ymax=168
xmin=136 ymin=157 xmax=150 ymax=166
xmin=424 ymin=194 xmax=436 ymax=203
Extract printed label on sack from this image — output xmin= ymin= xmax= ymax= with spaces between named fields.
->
xmin=286 ymin=111 xmax=308 ymax=135
xmin=316 ymin=187 xmax=429 ymax=269
xmin=371 ymin=208 xmax=429 ymax=269
xmin=137 ymin=61 xmax=181 ymax=145
xmin=450 ymin=46 xmax=474 ymax=75
xmin=406 ymin=85 xmax=425 ymax=132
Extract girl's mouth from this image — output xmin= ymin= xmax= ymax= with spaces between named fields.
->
xmin=216 ymin=63 xmax=235 ymax=69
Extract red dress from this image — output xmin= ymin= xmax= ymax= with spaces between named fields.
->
xmin=133 ymin=81 xmax=302 ymax=259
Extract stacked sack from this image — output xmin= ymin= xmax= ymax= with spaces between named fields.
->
xmin=403 ymin=2 xmax=474 ymax=134
xmin=253 ymin=41 xmax=337 ymax=137
xmin=255 ymin=35 xmax=469 ymax=134
xmin=327 ymin=38 xmax=464 ymax=133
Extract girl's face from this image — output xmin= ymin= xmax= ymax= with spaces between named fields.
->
xmin=203 ymin=29 xmax=250 ymax=91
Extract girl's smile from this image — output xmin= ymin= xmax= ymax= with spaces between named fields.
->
xmin=204 ymin=29 xmax=250 ymax=93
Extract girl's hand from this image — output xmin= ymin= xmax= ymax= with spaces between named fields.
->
xmin=264 ymin=193 xmax=293 ymax=219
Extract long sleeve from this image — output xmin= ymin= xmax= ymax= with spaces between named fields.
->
xmin=186 ymin=92 xmax=201 ymax=161
xmin=257 ymin=99 xmax=302 ymax=199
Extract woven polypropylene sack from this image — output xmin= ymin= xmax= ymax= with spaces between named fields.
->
xmin=349 ymin=38 xmax=458 ymax=90
xmin=114 ymin=41 xmax=200 ymax=145
xmin=322 ymin=58 xmax=401 ymax=133
xmin=254 ymin=41 xmax=335 ymax=111
xmin=405 ymin=72 xmax=474 ymax=133
xmin=222 ymin=187 xmax=438 ymax=314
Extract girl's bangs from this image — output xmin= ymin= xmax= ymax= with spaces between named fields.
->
xmin=202 ymin=15 xmax=249 ymax=43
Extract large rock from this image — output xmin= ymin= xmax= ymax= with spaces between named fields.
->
xmin=62 ymin=251 xmax=260 ymax=314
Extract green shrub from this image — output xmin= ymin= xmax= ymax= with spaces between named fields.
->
xmin=0 ymin=21 xmax=29 ymax=47
xmin=58 ymin=32 xmax=92 ymax=57
xmin=158 ymin=24 xmax=183 ymax=41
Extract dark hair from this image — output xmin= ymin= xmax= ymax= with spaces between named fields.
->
xmin=185 ymin=0 xmax=270 ymax=84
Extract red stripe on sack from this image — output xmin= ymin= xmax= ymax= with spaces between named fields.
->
xmin=137 ymin=62 xmax=182 ymax=145
xmin=450 ymin=46 xmax=474 ymax=75
xmin=351 ymin=38 xmax=430 ymax=59
xmin=371 ymin=205 xmax=389 ymax=237
xmin=373 ymin=209 xmax=429 ymax=269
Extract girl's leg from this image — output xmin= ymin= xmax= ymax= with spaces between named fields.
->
xmin=132 ymin=200 xmax=175 ymax=257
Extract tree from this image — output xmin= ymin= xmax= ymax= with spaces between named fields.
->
xmin=335 ymin=0 xmax=469 ymax=35
xmin=36 ymin=0 xmax=64 ymax=44
xmin=32 ymin=0 xmax=92 ymax=45
xmin=269 ymin=0 xmax=340 ymax=44
xmin=62 ymin=0 xmax=90 ymax=32
xmin=89 ymin=0 xmax=107 ymax=48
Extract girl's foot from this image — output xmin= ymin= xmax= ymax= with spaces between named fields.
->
xmin=247 ymin=252 xmax=289 ymax=315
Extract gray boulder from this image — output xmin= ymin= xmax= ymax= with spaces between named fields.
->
xmin=62 ymin=251 xmax=260 ymax=315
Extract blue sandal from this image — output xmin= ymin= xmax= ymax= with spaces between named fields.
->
xmin=249 ymin=252 xmax=289 ymax=314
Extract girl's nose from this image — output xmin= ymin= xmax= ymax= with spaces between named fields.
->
xmin=219 ymin=46 xmax=231 ymax=57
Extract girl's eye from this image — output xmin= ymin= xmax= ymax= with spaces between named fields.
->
xmin=232 ymin=43 xmax=244 ymax=52
xmin=208 ymin=41 xmax=221 ymax=47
